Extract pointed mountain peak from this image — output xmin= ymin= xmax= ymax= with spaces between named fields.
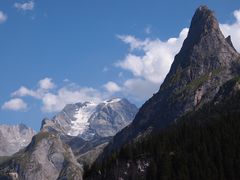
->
xmin=192 ymin=5 xmax=219 ymax=31
xmin=165 ymin=6 xmax=239 ymax=75
xmin=180 ymin=6 xmax=223 ymax=52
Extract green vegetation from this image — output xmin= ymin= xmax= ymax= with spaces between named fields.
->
xmin=175 ymin=68 xmax=223 ymax=95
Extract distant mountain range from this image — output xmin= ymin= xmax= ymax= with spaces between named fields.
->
xmin=0 ymin=98 xmax=138 ymax=179
xmin=0 ymin=124 xmax=35 ymax=156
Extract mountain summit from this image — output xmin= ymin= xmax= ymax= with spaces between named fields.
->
xmin=41 ymin=98 xmax=138 ymax=140
xmin=180 ymin=5 xmax=221 ymax=53
xmin=169 ymin=5 xmax=238 ymax=72
xmin=102 ymin=6 xmax=240 ymax=155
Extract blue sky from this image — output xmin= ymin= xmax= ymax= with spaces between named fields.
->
xmin=0 ymin=0 xmax=240 ymax=131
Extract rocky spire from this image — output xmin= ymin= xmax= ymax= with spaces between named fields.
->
xmin=182 ymin=5 xmax=221 ymax=50
xmin=101 ymin=6 xmax=240 ymax=156
xmin=163 ymin=6 xmax=239 ymax=87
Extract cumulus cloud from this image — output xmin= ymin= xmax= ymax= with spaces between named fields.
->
xmin=14 ymin=1 xmax=34 ymax=11
xmin=116 ymin=28 xmax=189 ymax=84
xmin=38 ymin=77 xmax=55 ymax=90
xmin=0 ymin=11 xmax=7 ymax=24
xmin=12 ymin=77 xmax=55 ymax=99
xmin=10 ymin=77 xmax=105 ymax=113
xmin=2 ymin=98 xmax=27 ymax=111
xmin=42 ymin=87 xmax=104 ymax=112
xmin=234 ymin=9 xmax=240 ymax=22
xmin=103 ymin=81 xmax=121 ymax=93
xmin=11 ymin=86 xmax=39 ymax=98
xmin=113 ymin=28 xmax=189 ymax=101
xmin=220 ymin=9 xmax=240 ymax=52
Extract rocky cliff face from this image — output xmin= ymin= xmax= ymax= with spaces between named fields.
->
xmin=0 ymin=124 xmax=35 ymax=156
xmin=101 ymin=6 xmax=240 ymax=157
xmin=0 ymin=132 xmax=82 ymax=180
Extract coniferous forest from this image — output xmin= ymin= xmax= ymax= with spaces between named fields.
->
xmin=85 ymin=79 xmax=240 ymax=180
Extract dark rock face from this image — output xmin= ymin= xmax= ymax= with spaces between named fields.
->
xmin=102 ymin=6 xmax=240 ymax=156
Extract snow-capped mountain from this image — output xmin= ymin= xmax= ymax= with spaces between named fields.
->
xmin=0 ymin=124 xmax=35 ymax=156
xmin=41 ymin=98 xmax=138 ymax=141
xmin=40 ymin=98 xmax=138 ymax=169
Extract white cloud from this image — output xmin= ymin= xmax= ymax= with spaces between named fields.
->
xmin=0 ymin=11 xmax=7 ymax=24
xmin=116 ymin=28 xmax=188 ymax=84
xmin=11 ymin=86 xmax=38 ymax=98
xmin=103 ymin=81 xmax=121 ymax=93
xmin=123 ymin=78 xmax=159 ymax=102
xmin=220 ymin=9 xmax=240 ymax=52
xmin=11 ymin=77 xmax=55 ymax=99
xmin=2 ymin=98 xmax=27 ymax=111
xmin=112 ymin=28 xmax=188 ymax=102
xmin=117 ymin=35 xmax=146 ymax=51
xmin=41 ymin=87 xmax=104 ymax=112
xmin=14 ymin=1 xmax=34 ymax=11
xmin=11 ymin=77 xmax=106 ymax=113
xmin=38 ymin=77 xmax=55 ymax=90
xmin=234 ymin=9 xmax=240 ymax=23
xmin=112 ymin=28 xmax=189 ymax=101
